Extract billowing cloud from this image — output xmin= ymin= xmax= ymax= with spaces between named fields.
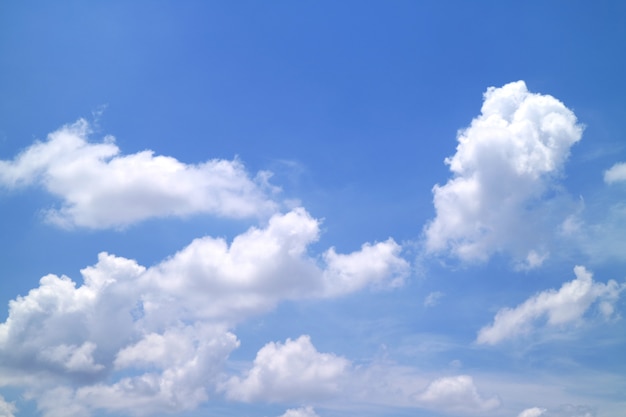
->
xmin=141 ymin=208 xmax=409 ymax=325
xmin=424 ymin=81 xmax=583 ymax=266
xmin=415 ymin=375 xmax=500 ymax=413
xmin=223 ymin=335 xmax=350 ymax=402
xmin=604 ymin=162 xmax=626 ymax=184
xmin=0 ymin=119 xmax=277 ymax=228
xmin=477 ymin=266 xmax=623 ymax=345
xmin=0 ymin=208 xmax=407 ymax=416
xmin=277 ymin=406 xmax=320 ymax=417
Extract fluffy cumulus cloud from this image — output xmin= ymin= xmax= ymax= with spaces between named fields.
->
xmin=0 ymin=209 xmax=407 ymax=416
xmin=223 ymin=335 xmax=350 ymax=403
xmin=477 ymin=266 xmax=624 ymax=345
xmin=415 ymin=375 xmax=500 ymax=413
xmin=604 ymin=162 xmax=626 ymax=184
xmin=424 ymin=81 xmax=583 ymax=267
xmin=0 ymin=119 xmax=277 ymax=228
xmin=277 ymin=406 xmax=320 ymax=417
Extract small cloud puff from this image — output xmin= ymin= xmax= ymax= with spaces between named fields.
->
xmin=424 ymin=291 xmax=444 ymax=307
xmin=604 ymin=162 xmax=626 ymax=184
xmin=518 ymin=407 xmax=547 ymax=417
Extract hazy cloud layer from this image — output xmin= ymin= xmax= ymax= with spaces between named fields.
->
xmin=477 ymin=266 xmax=623 ymax=345
xmin=0 ymin=119 xmax=277 ymax=228
xmin=425 ymin=81 xmax=583 ymax=267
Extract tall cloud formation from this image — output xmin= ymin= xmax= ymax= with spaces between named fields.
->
xmin=0 ymin=208 xmax=408 ymax=417
xmin=424 ymin=81 xmax=583 ymax=267
xmin=477 ymin=266 xmax=623 ymax=345
xmin=0 ymin=119 xmax=277 ymax=228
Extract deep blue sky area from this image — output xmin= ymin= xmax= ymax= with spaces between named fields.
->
xmin=1 ymin=2 xmax=625 ymax=417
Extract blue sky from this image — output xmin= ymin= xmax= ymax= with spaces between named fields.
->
xmin=1 ymin=2 xmax=626 ymax=417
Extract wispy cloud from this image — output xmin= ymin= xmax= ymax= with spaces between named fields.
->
xmin=477 ymin=266 xmax=624 ymax=345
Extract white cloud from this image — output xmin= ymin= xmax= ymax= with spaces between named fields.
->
xmin=424 ymin=81 xmax=583 ymax=265
xmin=0 ymin=208 xmax=407 ymax=416
xmin=477 ymin=266 xmax=623 ymax=345
xmin=277 ymin=406 xmax=320 ymax=417
xmin=0 ymin=119 xmax=277 ymax=228
xmin=322 ymin=239 xmax=408 ymax=296
xmin=518 ymin=407 xmax=547 ymax=417
xmin=604 ymin=162 xmax=626 ymax=184
xmin=415 ymin=375 xmax=500 ymax=413
xmin=223 ymin=335 xmax=349 ymax=403
xmin=141 ymin=208 xmax=409 ymax=325
xmin=424 ymin=291 xmax=444 ymax=307
xmin=0 ymin=395 xmax=16 ymax=417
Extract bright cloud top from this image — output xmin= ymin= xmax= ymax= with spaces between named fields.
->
xmin=477 ymin=266 xmax=623 ymax=345
xmin=425 ymin=81 xmax=583 ymax=266
xmin=224 ymin=335 xmax=350 ymax=403
xmin=0 ymin=119 xmax=277 ymax=229
xmin=0 ymin=208 xmax=408 ymax=417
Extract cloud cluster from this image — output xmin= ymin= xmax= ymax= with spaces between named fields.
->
xmin=424 ymin=81 xmax=583 ymax=267
xmin=1 ymin=78 xmax=623 ymax=417
xmin=0 ymin=208 xmax=407 ymax=417
xmin=0 ymin=119 xmax=277 ymax=228
xmin=477 ymin=266 xmax=623 ymax=345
